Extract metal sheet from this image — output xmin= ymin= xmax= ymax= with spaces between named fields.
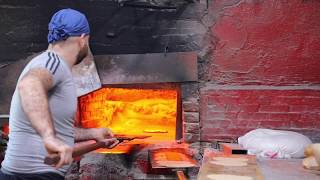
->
xmin=72 ymin=51 xmax=101 ymax=97
xmin=94 ymin=52 xmax=197 ymax=85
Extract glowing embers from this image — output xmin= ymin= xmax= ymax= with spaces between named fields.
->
xmin=79 ymin=87 xmax=178 ymax=140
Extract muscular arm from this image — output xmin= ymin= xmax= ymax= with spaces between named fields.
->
xmin=18 ymin=68 xmax=72 ymax=168
xmin=18 ymin=68 xmax=55 ymax=139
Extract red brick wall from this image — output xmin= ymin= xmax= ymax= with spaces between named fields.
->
xmin=200 ymin=0 xmax=320 ymax=142
xmin=200 ymin=87 xmax=320 ymax=142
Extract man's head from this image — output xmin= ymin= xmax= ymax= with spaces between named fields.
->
xmin=48 ymin=8 xmax=90 ymax=65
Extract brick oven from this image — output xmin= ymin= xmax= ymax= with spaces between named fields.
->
xmin=69 ymin=52 xmax=201 ymax=179
xmin=74 ymin=51 xmax=199 ymax=144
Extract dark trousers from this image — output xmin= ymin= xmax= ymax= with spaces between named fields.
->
xmin=0 ymin=169 xmax=64 ymax=180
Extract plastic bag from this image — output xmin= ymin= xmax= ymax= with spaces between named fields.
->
xmin=238 ymin=129 xmax=312 ymax=159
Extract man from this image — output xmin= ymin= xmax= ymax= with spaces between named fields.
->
xmin=0 ymin=8 xmax=118 ymax=180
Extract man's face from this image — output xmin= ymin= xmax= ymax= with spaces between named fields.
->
xmin=75 ymin=35 xmax=90 ymax=65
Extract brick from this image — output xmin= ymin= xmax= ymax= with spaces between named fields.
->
xmin=238 ymin=96 xmax=260 ymax=104
xmin=290 ymin=105 xmax=320 ymax=112
xmin=246 ymin=121 xmax=263 ymax=128
xmin=201 ymin=128 xmax=225 ymax=135
xmin=226 ymin=105 xmax=241 ymax=112
xmin=301 ymin=91 xmax=320 ymax=97
xmin=290 ymin=120 xmax=315 ymax=128
xmin=300 ymin=113 xmax=320 ymax=121
xmin=183 ymin=112 xmax=199 ymax=123
xmin=207 ymin=104 xmax=226 ymax=112
xmin=208 ymin=95 xmax=239 ymax=104
xmin=232 ymin=120 xmax=251 ymax=128
xmin=272 ymin=97 xmax=303 ymax=105
xmin=300 ymin=97 xmax=320 ymax=106
xmin=269 ymin=113 xmax=301 ymax=121
xmin=201 ymin=134 xmax=237 ymax=142
xmin=259 ymin=105 xmax=289 ymax=112
xmin=237 ymin=112 xmax=269 ymax=121
xmin=257 ymin=96 xmax=272 ymax=105
xmin=258 ymin=120 xmax=291 ymax=128
xmin=183 ymin=123 xmax=200 ymax=133
xmin=183 ymin=133 xmax=200 ymax=143
xmin=205 ymin=111 xmax=238 ymax=121
xmin=201 ymin=127 xmax=251 ymax=138
xmin=183 ymin=101 xmax=199 ymax=112
xmin=238 ymin=104 xmax=260 ymax=112
xmin=202 ymin=120 xmax=232 ymax=128
xmin=222 ymin=128 xmax=252 ymax=137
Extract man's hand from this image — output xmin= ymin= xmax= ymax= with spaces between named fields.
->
xmin=99 ymin=138 xmax=120 ymax=149
xmin=74 ymin=127 xmax=119 ymax=148
xmin=43 ymin=136 xmax=73 ymax=169
xmin=93 ymin=128 xmax=114 ymax=141
xmin=93 ymin=128 xmax=119 ymax=148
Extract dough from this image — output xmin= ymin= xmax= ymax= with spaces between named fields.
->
xmin=207 ymin=174 xmax=253 ymax=180
xmin=209 ymin=160 xmax=248 ymax=167
xmin=212 ymin=157 xmax=248 ymax=162
xmin=157 ymin=161 xmax=195 ymax=167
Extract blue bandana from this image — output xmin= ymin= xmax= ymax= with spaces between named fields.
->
xmin=48 ymin=8 xmax=90 ymax=43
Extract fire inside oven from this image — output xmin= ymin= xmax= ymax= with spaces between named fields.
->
xmin=77 ymin=86 xmax=181 ymax=141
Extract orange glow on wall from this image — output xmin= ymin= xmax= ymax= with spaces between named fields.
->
xmin=78 ymin=87 xmax=178 ymax=140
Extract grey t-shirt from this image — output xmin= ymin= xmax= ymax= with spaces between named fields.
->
xmin=1 ymin=50 xmax=77 ymax=176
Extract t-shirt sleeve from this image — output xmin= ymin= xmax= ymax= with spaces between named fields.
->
xmin=28 ymin=52 xmax=64 ymax=87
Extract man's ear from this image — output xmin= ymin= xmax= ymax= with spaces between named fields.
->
xmin=79 ymin=34 xmax=87 ymax=46
xmin=80 ymin=33 xmax=86 ymax=38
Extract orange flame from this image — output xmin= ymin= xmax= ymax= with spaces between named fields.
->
xmin=78 ymin=87 xmax=177 ymax=140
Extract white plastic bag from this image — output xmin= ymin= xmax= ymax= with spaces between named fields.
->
xmin=238 ymin=129 xmax=312 ymax=159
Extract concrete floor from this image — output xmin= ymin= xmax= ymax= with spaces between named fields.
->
xmin=258 ymin=158 xmax=320 ymax=180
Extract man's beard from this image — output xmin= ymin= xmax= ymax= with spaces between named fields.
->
xmin=75 ymin=44 xmax=89 ymax=65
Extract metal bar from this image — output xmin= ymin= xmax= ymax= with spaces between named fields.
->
xmin=123 ymin=2 xmax=177 ymax=10
xmin=176 ymin=85 xmax=183 ymax=140
xmin=0 ymin=115 xmax=9 ymax=118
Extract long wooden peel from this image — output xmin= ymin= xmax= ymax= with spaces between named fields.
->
xmin=44 ymin=135 xmax=151 ymax=165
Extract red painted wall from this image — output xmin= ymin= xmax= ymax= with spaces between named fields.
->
xmin=200 ymin=0 xmax=320 ymax=142
xmin=201 ymin=88 xmax=320 ymax=141
xmin=207 ymin=0 xmax=320 ymax=85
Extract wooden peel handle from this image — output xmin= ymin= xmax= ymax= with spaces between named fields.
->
xmin=44 ymin=141 xmax=106 ymax=165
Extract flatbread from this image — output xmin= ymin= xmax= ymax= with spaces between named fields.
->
xmin=303 ymin=156 xmax=320 ymax=170
xmin=209 ymin=160 xmax=248 ymax=167
xmin=207 ymin=174 xmax=253 ymax=180
xmin=212 ymin=157 xmax=248 ymax=162
xmin=156 ymin=161 xmax=195 ymax=167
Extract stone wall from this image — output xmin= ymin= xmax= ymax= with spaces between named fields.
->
xmin=0 ymin=0 xmax=205 ymax=63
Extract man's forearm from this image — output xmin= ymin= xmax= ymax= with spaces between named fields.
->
xmin=19 ymin=70 xmax=55 ymax=139
xmin=74 ymin=128 xmax=96 ymax=142
xmin=74 ymin=128 xmax=114 ymax=142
